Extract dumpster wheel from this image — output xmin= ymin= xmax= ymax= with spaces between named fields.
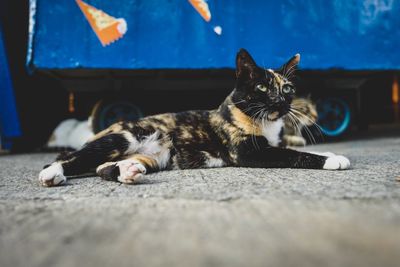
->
xmin=90 ymin=99 xmax=144 ymax=134
xmin=316 ymin=97 xmax=351 ymax=137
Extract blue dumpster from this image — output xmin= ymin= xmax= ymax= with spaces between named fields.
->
xmin=0 ymin=24 xmax=21 ymax=149
xmin=28 ymin=0 xmax=400 ymax=70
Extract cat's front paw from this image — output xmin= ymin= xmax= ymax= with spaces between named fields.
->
xmin=117 ymin=159 xmax=146 ymax=184
xmin=38 ymin=163 xmax=66 ymax=186
xmin=323 ymin=155 xmax=351 ymax=170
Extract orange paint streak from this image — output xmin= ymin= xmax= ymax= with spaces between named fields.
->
xmin=188 ymin=0 xmax=211 ymax=22
xmin=76 ymin=0 xmax=124 ymax=46
xmin=392 ymin=75 xmax=399 ymax=104
xmin=68 ymin=92 xmax=75 ymax=113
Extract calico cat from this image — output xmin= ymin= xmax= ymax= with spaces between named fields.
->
xmin=283 ymin=97 xmax=318 ymax=146
xmin=39 ymin=49 xmax=350 ymax=187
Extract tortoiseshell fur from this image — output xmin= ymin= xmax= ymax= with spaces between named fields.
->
xmin=39 ymin=49 xmax=350 ymax=186
xmin=283 ymin=97 xmax=318 ymax=146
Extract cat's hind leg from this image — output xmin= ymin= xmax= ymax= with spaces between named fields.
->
xmin=116 ymin=156 xmax=151 ymax=184
xmin=39 ymin=133 xmax=132 ymax=186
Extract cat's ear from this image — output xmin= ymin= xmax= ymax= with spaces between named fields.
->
xmin=236 ymin=49 xmax=257 ymax=79
xmin=279 ymin=53 xmax=300 ymax=77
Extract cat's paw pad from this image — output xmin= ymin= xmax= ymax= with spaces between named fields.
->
xmin=323 ymin=155 xmax=351 ymax=170
xmin=38 ymin=163 xmax=66 ymax=187
xmin=117 ymin=160 xmax=146 ymax=184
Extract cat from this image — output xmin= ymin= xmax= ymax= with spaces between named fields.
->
xmin=283 ymin=97 xmax=318 ymax=146
xmin=39 ymin=49 xmax=350 ymax=187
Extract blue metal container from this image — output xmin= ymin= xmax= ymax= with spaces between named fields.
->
xmin=28 ymin=0 xmax=400 ymax=71
xmin=0 ymin=25 xmax=22 ymax=149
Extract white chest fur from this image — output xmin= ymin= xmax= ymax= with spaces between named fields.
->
xmin=261 ymin=118 xmax=284 ymax=147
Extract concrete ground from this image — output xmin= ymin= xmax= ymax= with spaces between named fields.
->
xmin=1 ymin=131 xmax=400 ymax=267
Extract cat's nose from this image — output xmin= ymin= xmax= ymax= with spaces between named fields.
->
xmin=271 ymin=100 xmax=289 ymax=112
xmin=271 ymin=98 xmax=286 ymax=106
xmin=270 ymin=95 xmax=285 ymax=103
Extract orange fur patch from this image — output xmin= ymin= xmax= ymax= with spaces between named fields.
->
xmin=230 ymin=106 xmax=262 ymax=136
xmin=130 ymin=154 xmax=158 ymax=169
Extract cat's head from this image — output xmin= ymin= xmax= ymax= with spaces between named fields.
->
xmin=232 ymin=49 xmax=300 ymax=121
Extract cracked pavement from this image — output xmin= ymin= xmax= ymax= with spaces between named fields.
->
xmin=1 ymin=132 xmax=400 ymax=267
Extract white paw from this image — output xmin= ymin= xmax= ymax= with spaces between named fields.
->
xmin=38 ymin=163 xmax=66 ymax=187
xmin=323 ymin=155 xmax=351 ymax=170
xmin=117 ymin=159 xmax=146 ymax=184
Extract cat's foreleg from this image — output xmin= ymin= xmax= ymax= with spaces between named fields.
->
xmin=236 ymin=146 xmax=350 ymax=170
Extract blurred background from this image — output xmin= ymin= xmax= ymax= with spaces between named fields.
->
xmin=1 ymin=0 xmax=399 ymax=153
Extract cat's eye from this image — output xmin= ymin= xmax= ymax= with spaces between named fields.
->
xmin=256 ymin=84 xmax=267 ymax=92
xmin=283 ymin=86 xmax=294 ymax=94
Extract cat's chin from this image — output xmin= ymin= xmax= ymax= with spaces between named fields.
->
xmin=267 ymin=111 xmax=282 ymax=121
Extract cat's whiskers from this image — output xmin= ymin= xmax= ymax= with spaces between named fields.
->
xmin=292 ymin=109 xmax=322 ymax=134
xmin=231 ymin=99 xmax=246 ymax=105
xmin=285 ymin=112 xmax=296 ymax=131
xmin=285 ymin=113 xmax=306 ymax=147
xmin=290 ymin=107 xmax=324 ymax=140
xmin=260 ymin=110 xmax=268 ymax=142
xmin=257 ymin=108 xmax=268 ymax=148
xmin=248 ymin=109 xmax=259 ymax=149
xmin=287 ymin=111 xmax=310 ymax=147
xmin=281 ymin=63 xmax=288 ymax=79
xmin=284 ymin=64 xmax=297 ymax=80
xmin=242 ymin=106 xmax=260 ymax=115
xmin=249 ymin=107 xmax=267 ymax=150
xmin=290 ymin=110 xmax=317 ymax=145
xmin=288 ymin=110 xmax=317 ymax=145
xmin=243 ymin=102 xmax=265 ymax=112
xmin=292 ymin=113 xmax=315 ymax=147
xmin=250 ymin=115 xmax=259 ymax=150
xmin=242 ymin=103 xmax=267 ymax=121
xmin=290 ymin=108 xmax=315 ymax=125
xmin=287 ymin=112 xmax=302 ymax=137
xmin=292 ymin=110 xmax=317 ymax=144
